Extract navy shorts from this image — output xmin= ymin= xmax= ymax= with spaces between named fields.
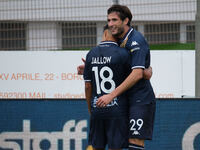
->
xmin=129 ymin=102 xmax=156 ymax=140
xmin=88 ymin=117 xmax=129 ymax=149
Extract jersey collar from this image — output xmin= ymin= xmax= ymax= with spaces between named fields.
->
xmin=99 ymin=41 xmax=118 ymax=46
xmin=119 ymin=27 xmax=134 ymax=44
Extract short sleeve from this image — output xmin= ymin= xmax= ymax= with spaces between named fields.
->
xmin=83 ymin=53 xmax=92 ymax=82
xmin=130 ymin=43 xmax=146 ymax=70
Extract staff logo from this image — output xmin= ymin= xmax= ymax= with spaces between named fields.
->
xmin=182 ymin=122 xmax=200 ymax=150
xmin=0 ymin=120 xmax=87 ymax=150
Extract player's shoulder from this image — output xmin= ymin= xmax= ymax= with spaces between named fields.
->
xmin=117 ymin=47 xmax=130 ymax=63
xmin=129 ymin=29 xmax=146 ymax=45
xmin=87 ymin=45 xmax=99 ymax=57
xmin=127 ymin=29 xmax=149 ymax=51
xmin=119 ymin=47 xmax=129 ymax=56
xmin=85 ymin=46 xmax=98 ymax=63
xmin=116 ymin=45 xmax=127 ymax=51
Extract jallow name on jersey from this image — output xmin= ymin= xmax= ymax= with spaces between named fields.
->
xmin=91 ymin=56 xmax=111 ymax=64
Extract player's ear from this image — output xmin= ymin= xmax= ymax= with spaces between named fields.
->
xmin=102 ymin=30 xmax=107 ymax=41
xmin=123 ymin=17 xmax=129 ymax=26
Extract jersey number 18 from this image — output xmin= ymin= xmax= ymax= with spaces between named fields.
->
xmin=92 ymin=66 xmax=116 ymax=94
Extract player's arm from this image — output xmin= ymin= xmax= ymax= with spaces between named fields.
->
xmin=77 ymin=58 xmax=86 ymax=75
xmin=77 ymin=60 xmax=152 ymax=78
xmin=144 ymin=66 xmax=152 ymax=80
xmin=85 ymin=82 xmax=92 ymax=114
xmin=96 ymin=68 xmax=143 ymax=107
xmin=77 ymin=64 xmax=85 ymax=75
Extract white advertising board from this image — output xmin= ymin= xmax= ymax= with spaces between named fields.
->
xmin=150 ymin=50 xmax=195 ymax=98
xmin=0 ymin=50 xmax=195 ymax=99
xmin=0 ymin=51 xmax=86 ymax=99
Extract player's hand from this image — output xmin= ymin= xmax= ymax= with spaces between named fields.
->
xmin=77 ymin=58 xmax=86 ymax=75
xmin=77 ymin=64 xmax=85 ymax=75
xmin=143 ymin=66 xmax=152 ymax=80
xmin=96 ymin=94 xmax=114 ymax=107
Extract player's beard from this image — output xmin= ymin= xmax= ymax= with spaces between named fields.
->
xmin=111 ymin=26 xmax=124 ymax=38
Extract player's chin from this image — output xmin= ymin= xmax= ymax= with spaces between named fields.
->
xmin=110 ymin=28 xmax=117 ymax=34
xmin=111 ymin=31 xmax=119 ymax=37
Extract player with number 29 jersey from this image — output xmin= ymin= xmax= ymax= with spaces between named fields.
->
xmin=84 ymin=41 xmax=130 ymax=119
xmin=120 ymin=27 xmax=156 ymax=140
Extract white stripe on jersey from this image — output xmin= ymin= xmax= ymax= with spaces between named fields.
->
xmin=99 ymin=41 xmax=118 ymax=46
xmin=84 ymin=80 xmax=91 ymax=82
xmin=131 ymin=66 xmax=145 ymax=69
xmin=129 ymin=145 xmax=144 ymax=150
xmin=122 ymin=28 xmax=134 ymax=44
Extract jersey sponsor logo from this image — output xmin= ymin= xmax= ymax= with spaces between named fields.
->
xmin=0 ymin=120 xmax=87 ymax=150
xmin=93 ymin=96 xmax=118 ymax=107
xmin=130 ymin=47 xmax=140 ymax=52
xmin=131 ymin=41 xmax=139 ymax=46
xmin=93 ymin=96 xmax=98 ymax=107
xmin=91 ymin=56 xmax=112 ymax=64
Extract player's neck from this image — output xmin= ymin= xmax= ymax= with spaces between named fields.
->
xmin=102 ymin=40 xmax=117 ymax=43
xmin=119 ymin=26 xmax=130 ymax=39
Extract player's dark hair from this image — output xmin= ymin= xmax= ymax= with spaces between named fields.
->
xmin=107 ymin=4 xmax=132 ymax=26
xmin=103 ymin=24 xmax=109 ymax=31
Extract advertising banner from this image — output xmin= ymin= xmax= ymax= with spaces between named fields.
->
xmin=0 ymin=99 xmax=200 ymax=150
xmin=0 ymin=51 xmax=86 ymax=99
xmin=0 ymin=100 xmax=89 ymax=150
xmin=0 ymin=51 xmax=195 ymax=99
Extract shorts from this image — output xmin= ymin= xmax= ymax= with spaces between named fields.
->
xmin=88 ymin=117 xmax=129 ymax=149
xmin=129 ymin=102 xmax=156 ymax=140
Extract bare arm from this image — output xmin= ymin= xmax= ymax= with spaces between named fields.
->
xmin=96 ymin=68 xmax=143 ymax=107
xmin=77 ymin=64 xmax=85 ymax=75
xmin=143 ymin=66 xmax=152 ymax=80
xmin=85 ymin=82 xmax=92 ymax=114
xmin=77 ymin=58 xmax=86 ymax=75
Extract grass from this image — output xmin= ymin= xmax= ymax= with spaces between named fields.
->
xmin=57 ymin=43 xmax=195 ymax=51
xmin=150 ymin=43 xmax=195 ymax=50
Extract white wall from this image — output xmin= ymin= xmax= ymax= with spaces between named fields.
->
xmin=0 ymin=0 xmax=196 ymax=21
xmin=0 ymin=50 xmax=195 ymax=99
xmin=28 ymin=22 xmax=62 ymax=51
xmin=150 ymin=50 xmax=195 ymax=98
xmin=121 ymin=0 xmax=196 ymax=21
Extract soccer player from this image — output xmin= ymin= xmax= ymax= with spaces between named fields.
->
xmin=84 ymin=26 xmax=130 ymax=150
xmin=96 ymin=5 xmax=156 ymax=150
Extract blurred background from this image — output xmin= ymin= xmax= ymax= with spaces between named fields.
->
xmin=0 ymin=0 xmax=196 ymax=51
xmin=0 ymin=1 xmax=200 ymax=150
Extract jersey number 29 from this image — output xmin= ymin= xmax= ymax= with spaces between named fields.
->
xmin=92 ymin=66 xmax=116 ymax=94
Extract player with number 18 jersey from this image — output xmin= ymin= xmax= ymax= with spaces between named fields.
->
xmin=84 ymin=40 xmax=130 ymax=149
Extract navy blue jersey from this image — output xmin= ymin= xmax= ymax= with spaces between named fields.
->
xmin=119 ymin=28 xmax=155 ymax=105
xmin=84 ymin=41 xmax=130 ymax=119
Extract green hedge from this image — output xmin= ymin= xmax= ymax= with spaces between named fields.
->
xmin=150 ymin=43 xmax=195 ymax=50
xmin=58 ymin=43 xmax=195 ymax=51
